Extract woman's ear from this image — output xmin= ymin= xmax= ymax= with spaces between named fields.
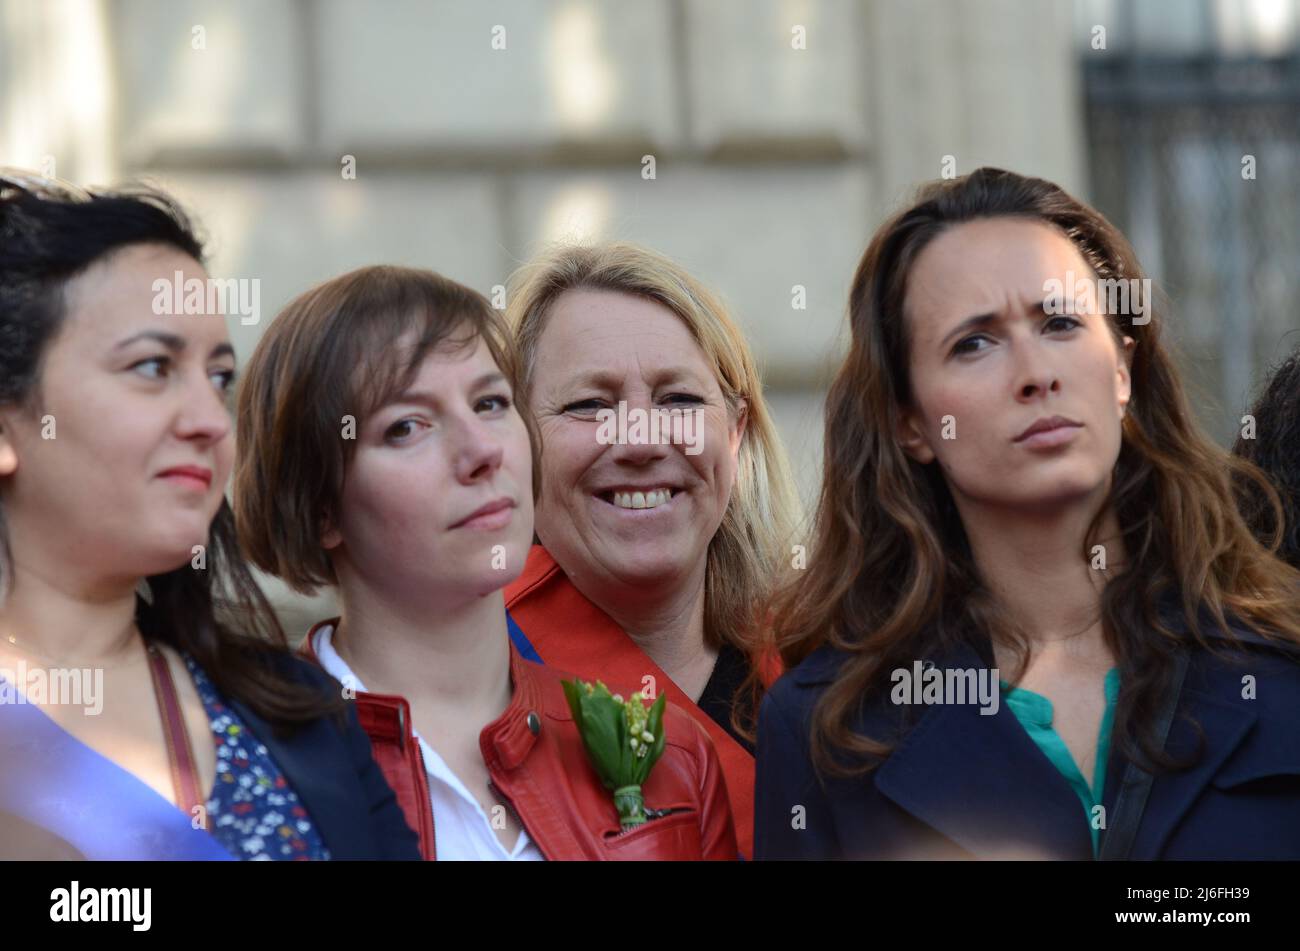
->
xmin=729 ymin=398 xmax=749 ymax=460
xmin=0 ymin=420 xmax=18 ymax=477
xmin=320 ymin=512 xmax=341 ymax=552
xmin=896 ymin=407 xmax=936 ymax=464
xmin=1117 ymin=335 xmax=1135 ymax=415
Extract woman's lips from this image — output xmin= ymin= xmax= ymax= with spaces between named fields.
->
xmin=157 ymin=466 xmax=213 ymax=492
xmin=1016 ymin=424 xmax=1082 ymax=450
xmin=451 ymin=498 xmax=516 ymax=531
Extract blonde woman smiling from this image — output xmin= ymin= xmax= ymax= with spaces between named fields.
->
xmin=504 ymin=243 xmax=801 ymax=858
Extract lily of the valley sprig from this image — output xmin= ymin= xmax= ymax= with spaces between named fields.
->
xmin=561 ymin=678 xmax=668 ymax=829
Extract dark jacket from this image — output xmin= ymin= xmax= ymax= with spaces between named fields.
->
xmin=755 ymin=612 xmax=1300 ymax=860
xmin=234 ymin=651 xmax=422 ymax=860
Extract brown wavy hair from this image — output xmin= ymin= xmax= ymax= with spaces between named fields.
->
xmin=768 ymin=167 xmax=1300 ymax=777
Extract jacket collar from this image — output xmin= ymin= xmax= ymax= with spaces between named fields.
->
xmin=869 ymin=639 xmax=1096 ymax=859
xmin=482 ymin=640 xmax=549 ymax=770
xmin=299 ymin=617 xmax=548 ymax=770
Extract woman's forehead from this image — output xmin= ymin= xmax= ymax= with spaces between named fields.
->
xmin=905 ymin=219 xmax=1089 ymax=330
xmin=537 ymin=289 xmax=712 ymax=375
xmin=59 ymin=248 xmax=228 ymax=353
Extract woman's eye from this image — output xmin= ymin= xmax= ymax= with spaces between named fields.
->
xmin=130 ymin=356 xmax=170 ymax=379
xmin=1045 ymin=315 xmax=1082 ymax=333
xmin=562 ymin=399 xmax=605 ymax=414
xmin=211 ymin=368 xmax=236 ymax=392
xmin=385 ymin=419 xmax=421 ymax=442
xmin=477 ymin=393 xmax=512 ymax=413
xmin=952 ymin=335 xmax=992 ymax=356
xmin=662 ymin=393 xmax=703 ymax=406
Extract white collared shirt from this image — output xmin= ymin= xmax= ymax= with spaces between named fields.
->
xmin=312 ymin=624 xmax=545 ymax=861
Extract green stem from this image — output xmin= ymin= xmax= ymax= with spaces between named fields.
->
xmin=614 ymin=784 xmax=646 ymax=828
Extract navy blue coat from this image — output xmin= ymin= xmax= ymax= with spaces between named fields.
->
xmin=230 ymin=653 xmax=422 ymax=860
xmin=755 ymin=617 xmax=1300 ymax=860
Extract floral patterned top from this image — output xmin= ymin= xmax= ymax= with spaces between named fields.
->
xmin=184 ymin=654 xmax=330 ymax=860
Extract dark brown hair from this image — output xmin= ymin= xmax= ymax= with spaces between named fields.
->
xmin=768 ymin=167 xmax=1300 ymax=777
xmin=234 ymin=265 xmax=537 ymax=593
xmin=0 ymin=171 xmax=338 ymax=731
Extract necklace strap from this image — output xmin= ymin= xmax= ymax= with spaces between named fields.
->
xmin=145 ymin=645 xmax=206 ymax=820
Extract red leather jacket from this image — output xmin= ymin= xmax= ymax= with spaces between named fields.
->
xmin=300 ymin=620 xmax=738 ymax=860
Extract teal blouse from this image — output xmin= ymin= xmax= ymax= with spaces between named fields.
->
xmin=1001 ymin=668 xmax=1120 ymax=857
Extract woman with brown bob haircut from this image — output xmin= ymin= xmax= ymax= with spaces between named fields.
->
xmin=755 ymin=167 xmax=1300 ymax=860
xmin=234 ymin=265 xmax=737 ymax=860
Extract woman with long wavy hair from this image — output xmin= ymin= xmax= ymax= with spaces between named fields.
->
xmin=755 ymin=167 xmax=1300 ymax=860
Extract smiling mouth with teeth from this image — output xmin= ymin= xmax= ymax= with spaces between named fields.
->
xmin=604 ymin=488 xmax=674 ymax=510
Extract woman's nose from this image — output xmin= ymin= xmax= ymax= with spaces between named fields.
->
xmin=1012 ymin=338 xmax=1061 ymax=400
xmin=174 ymin=375 xmax=233 ymax=444
xmin=453 ymin=417 xmax=505 ymax=483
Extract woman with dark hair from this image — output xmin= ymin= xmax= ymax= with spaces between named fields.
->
xmin=0 ymin=170 xmax=419 ymax=860
xmin=755 ymin=167 xmax=1300 ymax=860
xmin=1233 ymin=344 xmax=1300 ymax=570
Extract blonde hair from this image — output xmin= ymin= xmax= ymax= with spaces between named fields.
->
xmin=506 ymin=242 xmax=802 ymax=659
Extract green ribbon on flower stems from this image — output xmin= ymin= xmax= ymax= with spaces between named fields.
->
xmin=561 ymin=678 xmax=668 ymax=829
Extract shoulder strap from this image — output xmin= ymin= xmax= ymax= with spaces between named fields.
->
xmin=146 ymin=645 xmax=206 ymax=819
xmin=1099 ymin=648 xmax=1189 ymax=860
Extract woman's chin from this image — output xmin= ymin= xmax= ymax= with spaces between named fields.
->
xmin=597 ymin=550 xmax=695 ymax=591
xmin=451 ymin=567 xmax=526 ymax=602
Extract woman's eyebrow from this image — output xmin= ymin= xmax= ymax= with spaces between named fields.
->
xmin=114 ymin=329 xmax=186 ymax=352
xmin=651 ymin=366 xmax=708 ymax=385
xmin=112 ymin=331 xmax=234 ymax=362
xmin=563 ymin=370 xmax=621 ymax=392
xmin=563 ymin=367 xmax=704 ymax=390
xmin=387 ymin=373 xmax=507 ymax=409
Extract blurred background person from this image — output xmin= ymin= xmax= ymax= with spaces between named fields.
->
xmin=1233 ymin=343 xmax=1300 ymax=569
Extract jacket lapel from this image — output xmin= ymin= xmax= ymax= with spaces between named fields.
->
xmin=871 ymin=643 xmax=1095 ymax=859
xmin=1125 ymin=683 xmax=1257 ymax=859
xmin=229 ymin=697 xmax=373 ymax=860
